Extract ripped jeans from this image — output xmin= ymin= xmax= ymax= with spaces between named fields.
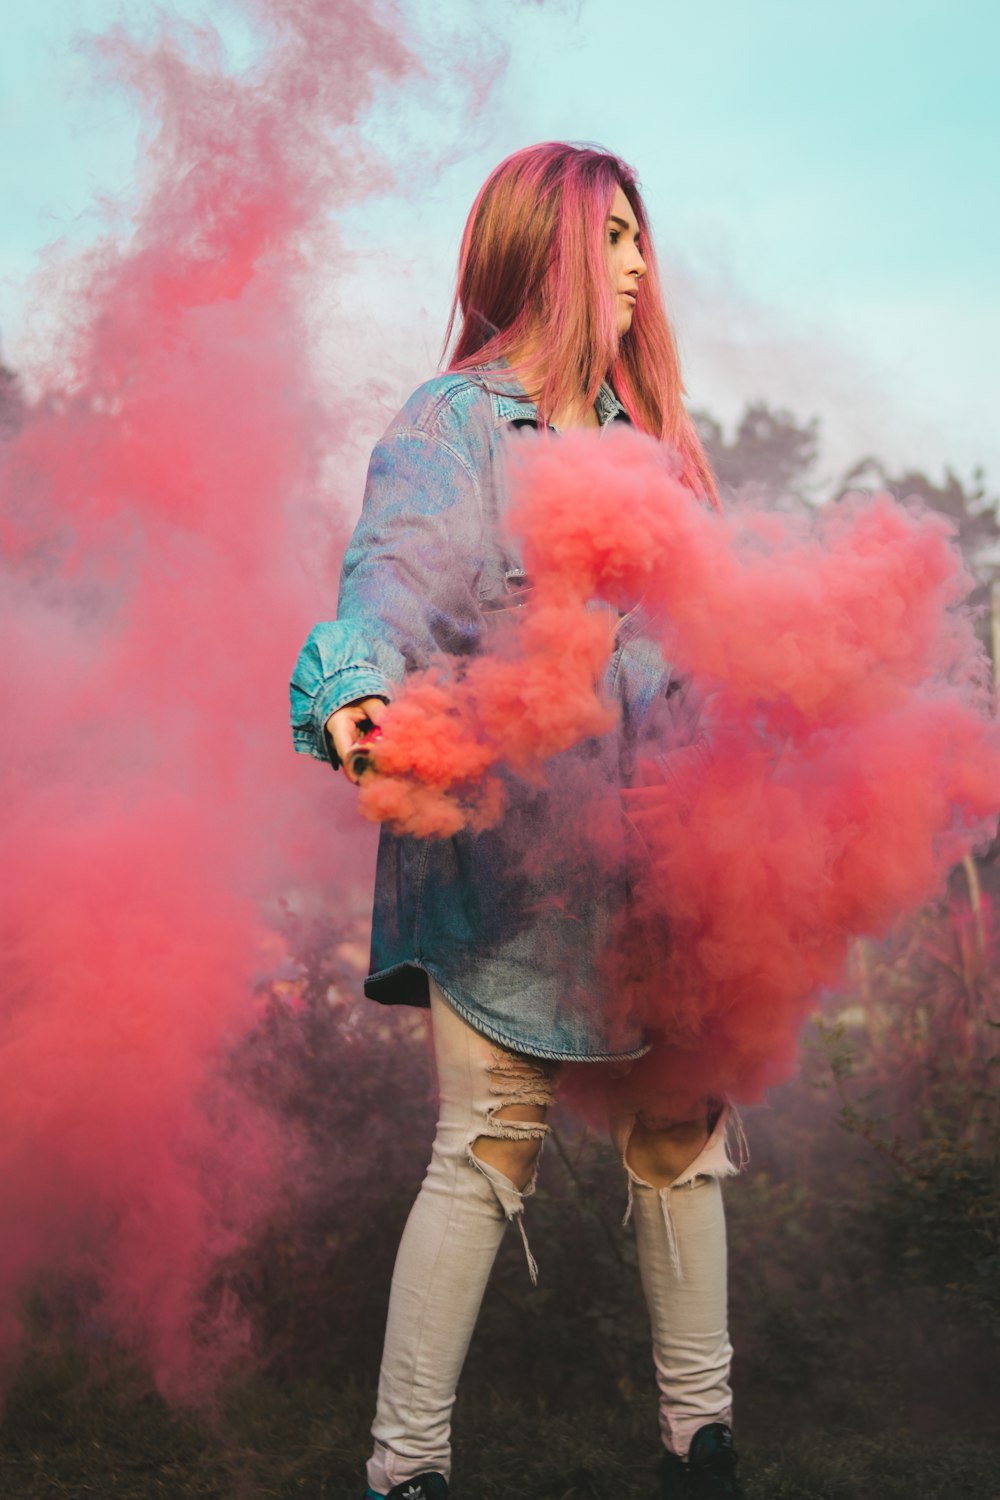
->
xmin=367 ymin=981 xmax=743 ymax=1496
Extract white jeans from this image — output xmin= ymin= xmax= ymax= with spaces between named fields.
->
xmin=367 ymin=981 xmax=741 ymax=1496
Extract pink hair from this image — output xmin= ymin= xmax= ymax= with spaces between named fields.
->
xmin=443 ymin=141 xmax=719 ymax=506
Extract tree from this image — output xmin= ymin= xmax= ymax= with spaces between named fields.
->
xmin=0 ymin=360 xmax=25 ymax=440
xmin=693 ymin=401 xmax=820 ymax=503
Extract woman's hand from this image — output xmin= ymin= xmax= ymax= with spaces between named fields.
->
xmin=325 ymin=697 xmax=387 ymax=784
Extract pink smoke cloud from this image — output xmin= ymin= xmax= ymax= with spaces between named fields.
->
xmin=358 ymin=426 xmax=1000 ymax=1113
xmin=0 ymin=0 xmax=486 ymax=1399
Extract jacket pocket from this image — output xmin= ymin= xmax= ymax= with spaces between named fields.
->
xmin=480 ymin=568 xmax=535 ymax=614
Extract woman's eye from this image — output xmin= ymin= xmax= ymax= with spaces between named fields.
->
xmin=609 ymin=230 xmax=620 ymax=244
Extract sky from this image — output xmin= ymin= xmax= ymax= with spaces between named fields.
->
xmin=1 ymin=0 xmax=997 ymax=494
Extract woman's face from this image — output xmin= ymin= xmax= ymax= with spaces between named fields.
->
xmin=605 ymin=184 xmax=647 ymax=335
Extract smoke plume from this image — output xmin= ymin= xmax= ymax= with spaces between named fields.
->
xmin=0 ymin=0 xmax=471 ymax=1398
xmin=359 ymin=425 xmax=1000 ymax=1112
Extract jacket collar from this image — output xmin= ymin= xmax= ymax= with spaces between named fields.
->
xmin=469 ymin=363 xmax=629 ymax=429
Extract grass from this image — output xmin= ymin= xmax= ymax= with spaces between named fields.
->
xmin=3 ymin=1340 xmax=1000 ymax=1499
xmin=2 ymin=962 xmax=999 ymax=1499
xmin=3 ymin=1115 xmax=999 ymax=1500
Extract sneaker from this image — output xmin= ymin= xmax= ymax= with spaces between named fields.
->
xmin=659 ymin=1423 xmax=745 ymax=1499
xmin=364 ymin=1474 xmax=450 ymax=1500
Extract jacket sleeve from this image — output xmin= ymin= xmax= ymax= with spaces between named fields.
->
xmin=290 ymin=423 xmax=486 ymax=766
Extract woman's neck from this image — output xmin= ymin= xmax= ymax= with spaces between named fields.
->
xmin=547 ymin=396 xmax=600 ymax=432
xmin=504 ymin=341 xmax=602 ymax=432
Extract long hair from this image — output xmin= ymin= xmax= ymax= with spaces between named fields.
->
xmin=443 ymin=142 xmax=719 ymax=505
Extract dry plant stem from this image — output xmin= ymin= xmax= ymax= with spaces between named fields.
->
xmin=830 ymin=1057 xmax=912 ymax=1178
xmin=962 ymin=853 xmax=986 ymax=977
xmin=548 ymin=1125 xmax=626 ymax=1266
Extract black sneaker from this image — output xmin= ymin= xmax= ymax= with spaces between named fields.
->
xmin=659 ymin=1423 xmax=745 ymax=1499
xmin=365 ymin=1475 xmax=449 ymax=1500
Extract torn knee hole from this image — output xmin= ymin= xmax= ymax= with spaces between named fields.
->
xmin=485 ymin=1048 xmax=558 ymax=1109
xmin=626 ymin=1114 xmax=711 ymax=1189
xmin=634 ymin=1109 xmax=709 ymax=1137
xmin=470 ymin=1105 xmax=549 ymax=1192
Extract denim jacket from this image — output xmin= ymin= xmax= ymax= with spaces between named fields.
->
xmin=290 ymin=367 xmax=695 ymax=1061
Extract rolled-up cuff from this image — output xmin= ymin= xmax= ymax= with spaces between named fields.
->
xmin=292 ymin=666 xmax=392 ymax=766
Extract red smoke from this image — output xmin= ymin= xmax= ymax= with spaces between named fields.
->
xmin=0 ymin=0 xmax=433 ymax=1398
xmin=358 ymin=596 xmax=617 ymax=835
xmin=360 ymin=426 xmax=1000 ymax=1112
xmin=4 ymin=0 xmax=994 ymax=1398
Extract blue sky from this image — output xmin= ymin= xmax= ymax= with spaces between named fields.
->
xmin=2 ymin=0 xmax=997 ymax=490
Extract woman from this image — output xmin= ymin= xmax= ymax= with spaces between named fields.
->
xmin=290 ymin=142 xmax=747 ymax=1500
